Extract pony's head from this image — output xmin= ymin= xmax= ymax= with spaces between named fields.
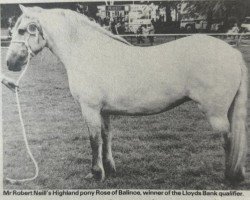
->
xmin=6 ymin=5 xmax=46 ymax=71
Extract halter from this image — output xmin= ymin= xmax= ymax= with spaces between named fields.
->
xmin=11 ymin=37 xmax=35 ymax=57
xmin=10 ymin=23 xmax=40 ymax=57
xmin=5 ymin=23 xmax=41 ymax=184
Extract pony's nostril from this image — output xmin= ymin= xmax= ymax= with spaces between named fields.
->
xmin=6 ymin=58 xmax=21 ymax=71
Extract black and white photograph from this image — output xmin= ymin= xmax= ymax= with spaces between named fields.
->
xmin=1 ymin=0 xmax=250 ymax=195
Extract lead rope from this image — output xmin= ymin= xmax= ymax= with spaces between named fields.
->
xmin=6 ymin=46 xmax=39 ymax=184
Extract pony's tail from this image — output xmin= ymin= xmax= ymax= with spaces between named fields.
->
xmin=226 ymin=58 xmax=248 ymax=182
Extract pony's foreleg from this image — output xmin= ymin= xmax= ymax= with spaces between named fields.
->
xmin=81 ymin=106 xmax=105 ymax=181
xmin=101 ymin=113 xmax=116 ymax=176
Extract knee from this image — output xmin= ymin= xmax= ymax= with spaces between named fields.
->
xmin=209 ymin=116 xmax=229 ymax=132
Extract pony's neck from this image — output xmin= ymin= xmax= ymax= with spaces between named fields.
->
xmin=37 ymin=10 xmax=125 ymax=70
xmin=37 ymin=12 xmax=82 ymax=67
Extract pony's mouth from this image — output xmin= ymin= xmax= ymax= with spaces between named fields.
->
xmin=7 ymin=58 xmax=27 ymax=72
xmin=7 ymin=61 xmax=26 ymax=72
xmin=8 ymin=65 xmax=22 ymax=72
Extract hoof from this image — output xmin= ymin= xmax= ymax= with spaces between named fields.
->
xmin=85 ymin=173 xmax=94 ymax=180
xmin=225 ymin=167 xmax=245 ymax=183
xmin=103 ymin=160 xmax=116 ymax=177
xmin=85 ymin=166 xmax=105 ymax=181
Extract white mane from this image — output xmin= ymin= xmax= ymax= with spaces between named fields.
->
xmin=59 ymin=9 xmax=132 ymax=46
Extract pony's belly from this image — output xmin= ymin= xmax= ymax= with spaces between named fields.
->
xmin=102 ymin=96 xmax=188 ymax=116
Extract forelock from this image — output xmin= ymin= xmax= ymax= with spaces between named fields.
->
xmin=12 ymin=15 xmax=23 ymax=30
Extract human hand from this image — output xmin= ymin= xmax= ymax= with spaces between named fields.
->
xmin=2 ymin=77 xmax=19 ymax=92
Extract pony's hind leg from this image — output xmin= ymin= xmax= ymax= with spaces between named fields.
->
xmin=208 ymin=115 xmax=230 ymax=133
xmin=80 ymin=106 xmax=105 ymax=181
xmin=101 ymin=113 xmax=116 ymax=176
xmin=197 ymin=100 xmax=235 ymax=181
xmin=207 ymin=114 xmax=233 ymax=180
xmin=203 ymin=104 xmax=246 ymax=183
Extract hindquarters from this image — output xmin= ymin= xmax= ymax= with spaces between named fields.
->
xmin=187 ymin=49 xmax=248 ymax=183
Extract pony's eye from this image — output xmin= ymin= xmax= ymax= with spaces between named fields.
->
xmin=27 ymin=23 xmax=37 ymax=34
xmin=18 ymin=29 xmax=26 ymax=35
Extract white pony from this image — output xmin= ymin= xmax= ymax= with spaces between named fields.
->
xmin=6 ymin=5 xmax=248 ymax=183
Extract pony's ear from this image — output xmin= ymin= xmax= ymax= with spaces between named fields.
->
xmin=19 ymin=5 xmax=43 ymax=14
xmin=19 ymin=4 xmax=28 ymax=13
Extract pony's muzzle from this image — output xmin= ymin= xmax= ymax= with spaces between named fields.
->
xmin=6 ymin=49 xmax=28 ymax=72
xmin=7 ymin=59 xmax=22 ymax=72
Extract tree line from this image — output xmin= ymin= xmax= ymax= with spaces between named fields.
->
xmin=1 ymin=1 xmax=250 ymax=30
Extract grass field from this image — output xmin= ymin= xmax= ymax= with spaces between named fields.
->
xmin=2 ymin=41 xmax=250 ymax=190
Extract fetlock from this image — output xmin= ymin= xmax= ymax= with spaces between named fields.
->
xmin=103 ymin=158 xmax=116 ymax=176
xmin=92 ymin=165 xmax=105 ymax=181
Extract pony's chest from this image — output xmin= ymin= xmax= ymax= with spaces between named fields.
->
xmin=67 ymin=71 xmax=103 ymax=103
